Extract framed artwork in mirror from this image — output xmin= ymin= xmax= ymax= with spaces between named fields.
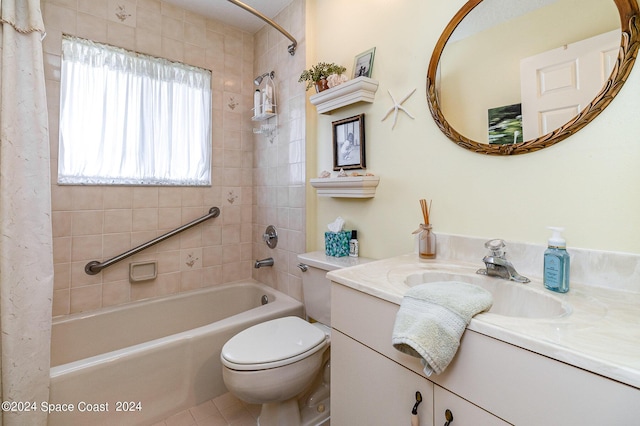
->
xmin=488 ymin=103 xmax=523 ymax=145
xmin=333 ymin=114 xmax=366 ymax=171
xmin=353 ymin=47 xmax=376 ymax=78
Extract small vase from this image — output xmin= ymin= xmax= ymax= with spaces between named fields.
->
xmin=315 ymin=77 xmax=329 ymax=93
xmin=417 ymin=224 xmax=436 ymax=259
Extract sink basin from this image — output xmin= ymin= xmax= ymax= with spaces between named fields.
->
xmin=405 ymin=270 xmax=571 ymax=319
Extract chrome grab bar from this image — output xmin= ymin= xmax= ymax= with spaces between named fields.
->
xmin=85 ymin=206 xmax=220 ymax=275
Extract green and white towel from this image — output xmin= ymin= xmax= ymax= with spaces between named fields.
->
xmin=392 ymin=282 xmax=493 ymax=376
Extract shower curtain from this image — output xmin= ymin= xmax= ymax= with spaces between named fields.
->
xmin=0 ymin=1 xmax=54 ymax=425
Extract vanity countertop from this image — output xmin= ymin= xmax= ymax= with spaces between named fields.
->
xmin=326 ymin=253 xmax=640 ymax=389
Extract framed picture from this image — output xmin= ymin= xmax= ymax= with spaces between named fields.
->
xmin=333 ymin=114 xmax=366 ymax=170
xmin=352 ymin=47 xmax=376 ymax=79
xmin=488 ymin=103 xmax=523 ymax=145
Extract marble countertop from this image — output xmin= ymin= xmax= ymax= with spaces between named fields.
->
xmin=327 ymin=253 xmax=640 ymax=389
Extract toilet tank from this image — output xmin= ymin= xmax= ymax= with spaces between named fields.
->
xmin=297 ymin=251 xmax=373 ymax=326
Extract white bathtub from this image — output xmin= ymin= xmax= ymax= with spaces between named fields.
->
xmin=48 ymin=281 xmax=304 ymax=426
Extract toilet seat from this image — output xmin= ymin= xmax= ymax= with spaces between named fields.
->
xmin=221 ymin=316 xmax=328 ymax=371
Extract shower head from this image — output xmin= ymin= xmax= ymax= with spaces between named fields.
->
xmin=254 ymin=71 xmax=275 ymax=86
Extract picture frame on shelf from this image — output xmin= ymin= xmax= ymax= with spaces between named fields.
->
xmin=353 ymin=47 xmax=376 ymax=78
xmin=333 ymin=114 xmax=366 ymax=170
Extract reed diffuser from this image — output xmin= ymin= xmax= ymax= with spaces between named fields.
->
xmin=413 ymin=199 xmax=436 ymax=259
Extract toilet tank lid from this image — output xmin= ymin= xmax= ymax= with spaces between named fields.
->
xmin=297 ymin=251 xmax=374 ymax=271
xmin=221 ymin=316 xmax=326 ymax=366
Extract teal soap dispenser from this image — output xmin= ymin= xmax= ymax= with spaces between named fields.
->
xmin=543 ymin=227 xmax=570 ymax=293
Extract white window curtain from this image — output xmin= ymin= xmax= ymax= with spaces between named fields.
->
xmin=58 ymin=36 xmax=212 ymax=186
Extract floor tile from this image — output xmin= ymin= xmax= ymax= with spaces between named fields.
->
xmin=159 ymin=393 xmax=259 ymax=426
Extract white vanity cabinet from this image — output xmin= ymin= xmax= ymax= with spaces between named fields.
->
xmin=332 ymin=329 xmax=508 ymax=426
xmin=332 ymin=329 xmax=435 ymax=425
xmin=331 ymin=281 xmax=640 ymax=425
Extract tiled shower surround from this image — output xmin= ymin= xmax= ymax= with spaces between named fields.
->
xmin=43 ymin=0 xmax=306 ymax=317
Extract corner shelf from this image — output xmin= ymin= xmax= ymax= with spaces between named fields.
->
xmin=252 ymin=111 xmax=276 ymax=121
xmin=309 ymin=176 xmax=380 ymax=198
xmin=252 ymin=109 xmax=277 ymax=141
xmin=309 ymin=76 xmax=379 ymax=114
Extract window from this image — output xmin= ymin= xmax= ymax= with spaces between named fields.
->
xmin=58 ymin=35 xmax=212 ymax=186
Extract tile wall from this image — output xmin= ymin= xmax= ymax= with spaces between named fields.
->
xmin=43 ymin=0 xmax=259 ymax=316
xmin=250 ymin=0 xmax=307 ymax=301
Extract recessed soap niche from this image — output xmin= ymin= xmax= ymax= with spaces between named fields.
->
xmin=129 ymin=261 xmax=158 ymax=283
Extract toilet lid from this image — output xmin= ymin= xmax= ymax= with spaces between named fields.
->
xmin=221 ymin=316 xmax=326 ymax=368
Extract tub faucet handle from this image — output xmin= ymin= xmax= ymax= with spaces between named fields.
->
xmin=262 ymin=225 xmax=278 ymax=249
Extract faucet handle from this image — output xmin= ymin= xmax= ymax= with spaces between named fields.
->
xmin=484 ymin=239 xmax=506 ymax=257
xmin=262 ymin=225 xmax=278 ymax=249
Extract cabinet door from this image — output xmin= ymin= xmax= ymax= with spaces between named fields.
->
xmin=332 ymin=329 xmax=434 ymax=426
xmin=434 ymin=385 xmax=511 ymax=426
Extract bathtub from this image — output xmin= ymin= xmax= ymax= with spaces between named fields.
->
xmin=48 ymin=281 xmax=304 ymax=426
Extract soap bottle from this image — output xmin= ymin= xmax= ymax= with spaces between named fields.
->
xmin=263 ymin=86 xmax=274 ymax=114
xmin=253 ymin=90 xmax=262 ymax=117
xmin=543 ymin=227 xmax=570 ymax=293
xmin=265 ymin=85 xmax=274 ymax=114
xmin=349 ymin=230 xmax=359 ymax=257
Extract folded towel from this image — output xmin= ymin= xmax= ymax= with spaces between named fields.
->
xmin=392 ymin=281 xmax=492 ymax=376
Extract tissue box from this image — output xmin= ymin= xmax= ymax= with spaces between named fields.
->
xmin=325 ymin=231 xmax=351 ymax=257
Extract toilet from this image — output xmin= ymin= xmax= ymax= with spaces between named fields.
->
xmin=221 ymin=251 xmax=372 ymax=426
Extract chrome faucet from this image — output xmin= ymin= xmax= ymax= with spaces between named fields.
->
xmin=476 ymin=239 xmax=530 ymax=283
xmin=254 ymin=257 xmax=274 ymax=268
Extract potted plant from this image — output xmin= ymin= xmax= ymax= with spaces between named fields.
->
xmin=298 ymin=62 xmax=347 ymax=92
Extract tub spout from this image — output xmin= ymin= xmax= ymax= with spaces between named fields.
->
xmin=254 ymin=257 xmax=274 ymax=268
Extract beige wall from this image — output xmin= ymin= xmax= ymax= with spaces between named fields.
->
xmin=308 ymin=0 xmax=640 ymax=259
xmin=43 ymin=0 xmax=257 ymax=316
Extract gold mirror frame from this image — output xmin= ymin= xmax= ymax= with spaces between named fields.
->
xmin=426 ymin=0 xmax=640 ymax=155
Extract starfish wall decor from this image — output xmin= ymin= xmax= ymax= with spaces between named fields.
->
xmin=381 ymin=88 xmax=416 ymax=129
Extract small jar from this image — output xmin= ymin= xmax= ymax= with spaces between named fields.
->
xmin=418 ymin=224 xmax=436 ymax=259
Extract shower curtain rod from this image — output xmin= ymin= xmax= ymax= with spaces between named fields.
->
xmin=226 ymin=0 xmax=297 ymax=55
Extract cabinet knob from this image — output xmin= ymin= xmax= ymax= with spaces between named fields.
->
xmin=443 ymin=409 xmax=454 ymax=426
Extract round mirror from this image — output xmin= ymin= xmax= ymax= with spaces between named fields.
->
xmin=426 ymin=0 xmax=640 ymax=155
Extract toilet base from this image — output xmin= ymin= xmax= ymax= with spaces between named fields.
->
xmin=299 ymin=394 xmax=330 ymax=426
xmin=258 ymin=399 xmax=301 ymax=426
xmin=257 ymin=395 xmax=330 ymax=426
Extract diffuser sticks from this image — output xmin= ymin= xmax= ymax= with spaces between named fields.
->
xmin=419 ymin=198 xmax=431 ymax=226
